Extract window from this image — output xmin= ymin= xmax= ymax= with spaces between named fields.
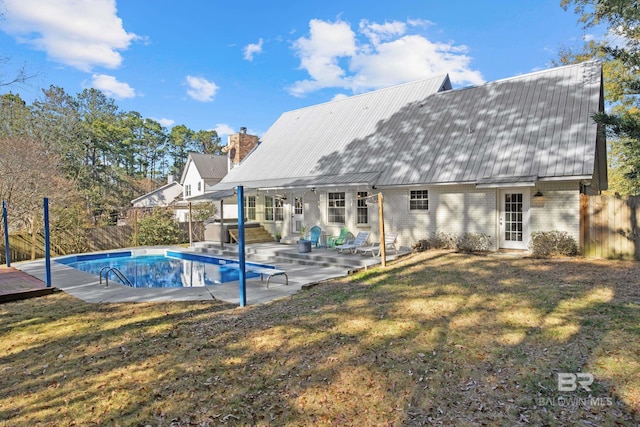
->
xmin=410 ymin=190 xmax=429 ymax=210
xmin=294 ymin=197 xmax=303 ymax=215
xmin=328 ymin=192 xmax=346 ymax=223
xmin=275 ymin=198 xmax=284 ymax=222
xmin=245 ymin=196 xmax=256 ymax=221
xmin=184 ymin=184 xmax=192 ymax=197
xmin=197 ymin=182 xmax=201 ymax=192
xmin=357 ymin=191 xmax=368 ymax=224
xmin=265 ymin=196 xmax=274 ymax=221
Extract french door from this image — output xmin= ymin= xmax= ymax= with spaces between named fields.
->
xmin=293 ymin=196 xmax=304 ymax=233
xmin=499 ymin=189 xmax=530 ymax=250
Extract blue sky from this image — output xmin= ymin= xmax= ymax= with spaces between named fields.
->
xmin=0 ymin=0 xmax=597 ymax=139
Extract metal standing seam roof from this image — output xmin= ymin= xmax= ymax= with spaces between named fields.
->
xmin=214 ymin=61 xmax=602 ymax=191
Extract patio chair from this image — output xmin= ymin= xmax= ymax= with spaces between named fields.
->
xmin=327 ymin=226 xmax=349 ymax=249
xmin=335 ymin=231 xmax=370 ymax=254
xmin=356 ymin=232 xmax=398 ymax=257
xmin=307 ymin=225 xmax=323 ymax=248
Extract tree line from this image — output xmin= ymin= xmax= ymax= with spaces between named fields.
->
xmin=0 ymin=86 xmax=222 ymax=234
xmin=559 ymin=0 xmax=640 ymax=194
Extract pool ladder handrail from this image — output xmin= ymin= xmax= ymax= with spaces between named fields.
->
xmin=99 ymin=266 xmax=133 ymax=287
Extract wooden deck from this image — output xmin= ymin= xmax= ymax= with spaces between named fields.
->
xmin=0 ymin=266 xmax=57 ymax=303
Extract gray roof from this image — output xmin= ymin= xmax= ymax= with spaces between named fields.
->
xmin=131 ymin=181 xmax=182 ymax=204
xmin=180 ymin=153 xmax=228 ymax=184
xmin=215 ymin=62 xmax=602 ymax=190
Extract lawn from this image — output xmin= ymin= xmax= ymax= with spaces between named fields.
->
xmin=0 ymin=250 xmax=639 ymax=426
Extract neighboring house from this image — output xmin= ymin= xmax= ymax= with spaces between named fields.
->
xmin=131 ymin=153 xmax=230 ymax=222
xmin=131 ymin=179 xmax=183 ymax=209
xmin=180 ymin=153 xmax=229 ymax=200
xmin=207 ymin=61 xmax=607 ymax=251
xmin=130 ymin=177 xmax=190 ymax=223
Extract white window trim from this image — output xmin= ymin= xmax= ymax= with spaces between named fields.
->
xmin=408 ymin=189 xmax=429 ymax=211
xmin=264 ymin=195 xmax=275 ymax=222
xmin=327 ymin=191 xmax=346 ymax=224
xmin=357 ymin=191 xmax=369 ymax=225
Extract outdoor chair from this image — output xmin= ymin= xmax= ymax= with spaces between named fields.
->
xmin=356 ymin=232 xmax=398 ymax=257
xmin=327 ymin=226 xmax=349 ymax=249
xmin=335 ymin=231 xmax=370 ymax=254
xmin=307 ymin=225 xmax=323 ymax=248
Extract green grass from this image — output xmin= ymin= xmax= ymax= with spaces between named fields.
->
xmin=0 ymin=250 xmax=639 ymax=426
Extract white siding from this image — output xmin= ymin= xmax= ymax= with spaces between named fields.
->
xmin=530 ymin=181 xmax=581 ymax=241
xmin=183 ymin=163 xmax=205 ymax=199
xmin=245 ymin=183 xmax=582 ymax=251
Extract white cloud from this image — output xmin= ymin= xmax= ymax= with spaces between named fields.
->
xmin=331 ymin=93 xmax=349 ymax=102
xmin=289 ymin=19 xmax=357 ymax=96
xmin=213 ymin=123 xmax=236 ymax=136
xmin=0 ymin=0 xmax=138 ymax=72
xmin=151 ymin=117 xmax=175 ymax=127
xmin=407 ymin=18 xmax=434 ymax=28
xmin=90 ymin=74 xmax=135 ymax=99
xmin=289 ymin=18 xmax=484 ymax=97
xmin=243 ymin=38 xmax=264 ymax=61
xmin=359 ymin=19 xmax=407 ymax=46
xmin=185 ymin=76 xmax=219 ymax=102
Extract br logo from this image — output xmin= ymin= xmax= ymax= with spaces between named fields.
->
xmin=558 ymin=373 xmax=594 ymax=392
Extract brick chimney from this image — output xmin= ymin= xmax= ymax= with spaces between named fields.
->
xmin=225 ymin=127 xmax=259 ymax=169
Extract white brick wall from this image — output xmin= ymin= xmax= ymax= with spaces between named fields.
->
xmin=247 ymin=181 xmax=582 ymax=251
xmin=377 ymin=185 xmax=498 ymax=249
xmin=530 ymin=181 xmax=581 ymax=241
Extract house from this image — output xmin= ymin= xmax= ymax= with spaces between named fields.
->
xmin=131 ymin=177 xmax=183 ymax=209
xmin=180 ymin=152 xmax=229 ymax=200
xmin=131 ymin=153 xmax=231 ymax=222
xmin=207 ymin=61 xmax=606 ymax=251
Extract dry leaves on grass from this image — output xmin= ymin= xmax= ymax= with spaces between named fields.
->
xmin=0 ymin=251 xmax=639 ymax=426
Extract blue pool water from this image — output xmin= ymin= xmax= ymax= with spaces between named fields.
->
xmin=55 ymin=251 xmax=268 ymax=288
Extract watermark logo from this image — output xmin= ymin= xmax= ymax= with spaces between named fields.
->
xmin=536 ymin=373 xmax=613 ymax=408
xmin=558 ymin=372 xmax=594 ymax=392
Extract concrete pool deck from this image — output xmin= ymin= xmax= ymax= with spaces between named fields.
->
xmin=9 ymin=243 xmax=405 ymax=305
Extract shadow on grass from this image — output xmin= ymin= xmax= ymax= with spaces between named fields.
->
xmin=0 ymin=251 xmax=639 ymax=425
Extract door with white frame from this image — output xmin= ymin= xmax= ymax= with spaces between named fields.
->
xmin=499 ymin=189 xmax=530 ymax=250
xmin=293 ymin=196 xmax=304 ymax=233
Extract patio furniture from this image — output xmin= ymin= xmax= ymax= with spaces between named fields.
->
xmin=335 ymin=231 xmax=370 ymax=254
xmin=246 ymin=266 xmax=288 ymax=288
xmin=298 ymin=239 xmax=312 ymax=253
xmin=327 ymin=227 xmax=349 ymax=249
xmin=356 ymin=232 xmax=398 ymax=256
xmin=307 ymin=226 xmax=323 ymax=248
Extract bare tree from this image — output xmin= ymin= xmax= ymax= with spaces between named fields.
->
xmin=0 ymin=56 xmax=37 ymax=87
xmin=0 ymin=136 xmax=78 ymax=258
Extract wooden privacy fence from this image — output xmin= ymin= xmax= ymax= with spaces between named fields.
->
xmin=0 ymin=222 xmax=205 ymax=264
xmin=580 ymin=194 xmax=640 ymax=260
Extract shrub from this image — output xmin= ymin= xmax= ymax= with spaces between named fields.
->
xmin=529 ymin=231 xmax=578 ymax=258
xmin=191 ymin=202 xmax=217 ymax=222
xmin=427 ymin=231 xmax=457 ymax=249
xmin=455 ymin=232 xmax=492 ymax=253
xmin=135 ymin=208 xmax=181 ymax=246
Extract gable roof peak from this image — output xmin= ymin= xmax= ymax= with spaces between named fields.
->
xmin=179 ymin=152 xmax=228 ymax=184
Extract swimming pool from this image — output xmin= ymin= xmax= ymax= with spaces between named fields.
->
xmin=55 ymin=250 xmax=269 ymax=288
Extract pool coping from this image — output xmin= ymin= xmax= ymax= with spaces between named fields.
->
xmin=14 ymin=246 xmax=350 ymax=305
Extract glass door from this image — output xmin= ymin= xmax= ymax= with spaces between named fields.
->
xmin=499 ymin=189 xmax=530 ymax=250
xmin=293 ymin=196 xmax=304 ymax=233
